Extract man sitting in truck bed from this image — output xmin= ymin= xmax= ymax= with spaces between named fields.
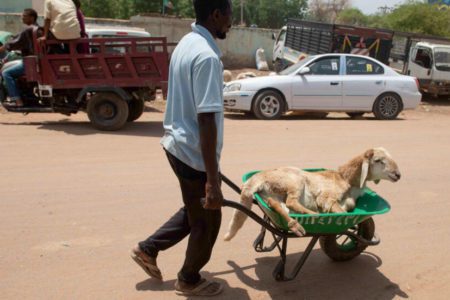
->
xmin=40 ymin=0 xmax=81 ymax=53
xmin=0 ymin=9 xmax=41 ymax=107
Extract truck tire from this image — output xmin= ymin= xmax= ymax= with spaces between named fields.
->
xmin=87 ymin=92 xmax=129 ymax=131
xmin=127 ymin=98 xmax=145 ymax=122
xmin=372 ymin=93 xmax=403 ymax=120
xmin=252 ymin=90 xmax=285 ymax=120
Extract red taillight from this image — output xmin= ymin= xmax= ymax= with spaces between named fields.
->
xmin=414 ymin=78 xmax=420 ymax=90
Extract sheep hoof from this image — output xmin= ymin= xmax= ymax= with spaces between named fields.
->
xmin=288 ymin=220 xmax=306 ymax=237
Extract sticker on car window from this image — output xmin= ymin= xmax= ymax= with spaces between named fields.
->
xmin=332 ymin=61 xmax=338 ymax=71
xmin=366 ymin=64 xmax=373 ymax=72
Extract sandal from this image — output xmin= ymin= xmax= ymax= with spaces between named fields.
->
xmin=175 ymin=278 xmax=223 ymax=297
xmin=130 ymin=247 xmax=163 ymax=280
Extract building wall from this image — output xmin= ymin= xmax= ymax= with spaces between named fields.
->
xmin=0 ymin=12 xmax=278 ymax=69
xmin=131 ymin=15 xmax=278 ymax=68
xmin=0 ymin=0 xmax=32 ymax=13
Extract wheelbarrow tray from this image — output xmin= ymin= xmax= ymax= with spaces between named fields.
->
xmin=243 ymin=169 xmax=391 ymax=234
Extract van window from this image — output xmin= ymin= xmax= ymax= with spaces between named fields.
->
xmin=277 ymin=30 xmax=286 ymax=44
xmin=413 ymin=48 xmax=432 ymax=69
xmin=434 ymin=47 xmax=450 ymax=72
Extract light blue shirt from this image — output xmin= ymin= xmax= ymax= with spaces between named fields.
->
xmin=161 ymin=23 xmax=224 ymax=172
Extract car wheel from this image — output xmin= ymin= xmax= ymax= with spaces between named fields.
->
xmin=373 ymin=93 xmax=403 ymax=120
xmin=252 ymin=90 xmax=285 ymax=120
xmin=87 ymin=92 xmax=129 ymax=131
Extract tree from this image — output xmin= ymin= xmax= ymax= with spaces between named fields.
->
xmin=134 ymin=0 xmax=161 ymax=14
xmin=336 ymin=8 xmax=369 ymax=26
xmin=231 ymin=0 xmax=308 ymax=28
xmin=308 ymin=0 xmax=350 ymax=23
xmin=383 ymin=1 xmax=450 ymax=37
xmin=80 ymin=0 xmax=118 ymax=18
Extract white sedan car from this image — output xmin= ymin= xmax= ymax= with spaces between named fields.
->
xmin=223 ymin=54 xmax=422 ymax=120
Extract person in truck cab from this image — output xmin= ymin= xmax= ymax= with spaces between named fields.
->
xmin=0 ymin=8 xmax=40 ymax=107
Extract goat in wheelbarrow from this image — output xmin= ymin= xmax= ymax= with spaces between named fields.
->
xmin=224 ymin=147 xmax=401 ymax=241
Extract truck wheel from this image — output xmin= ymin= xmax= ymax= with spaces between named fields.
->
xmin=87 ymin=92 xmax=129 ymax=131
xmin=372 ymin=93 xmax=403 ymax=120
xmin=252 ymin=90 xmax=285 ymax=120
xmin=319 ymin=218 xmax=375 ymax=262
xmin=127 ymin=99 xmax=145 ymax=122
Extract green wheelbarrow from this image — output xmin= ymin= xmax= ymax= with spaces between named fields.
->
xmin=219 ymin=169 xmax=391 ymax=282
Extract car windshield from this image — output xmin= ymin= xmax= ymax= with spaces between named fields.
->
xmin=278 ymin=56 xmax=315 ymax=75
xmin=434 ymin=47 xmax=450 ymax=72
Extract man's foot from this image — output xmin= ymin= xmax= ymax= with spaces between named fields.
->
xmin=130 ymin=245 xmax=162 ymax=280
xmin=3 ymin=99 xmax=24 ymax=107
xmin=175 ymin=278 xmax=223 ymax=297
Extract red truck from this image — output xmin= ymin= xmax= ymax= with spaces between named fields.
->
xmin=0 ymin=31 xmax=169 ymax=131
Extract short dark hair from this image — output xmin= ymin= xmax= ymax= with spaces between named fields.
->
xmin=194 ymin=0 xmax=231 ymax=22
xmin=23 ymin=8 xmax=38 ymax=22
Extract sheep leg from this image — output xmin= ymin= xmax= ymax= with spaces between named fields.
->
xmin=266 ymin=197 xmax=305 ymax=237
xmin=329 ymin=202 xmax=346 ymax=213
xmin=285 ymin=191 xmax=318 ymax=215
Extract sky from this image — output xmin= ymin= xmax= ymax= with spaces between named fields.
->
xmin=350 ymin=0 xmax=407 ymax=14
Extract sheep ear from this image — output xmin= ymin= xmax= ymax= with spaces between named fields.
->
xmin=374 ymin=179 xmax=380 ymax=184
xmin=360 ymin=159 xmax=369 ymax=188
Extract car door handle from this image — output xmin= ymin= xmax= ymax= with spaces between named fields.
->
xmin=375 ymin=81 xmax=383 ymax=85
xmin=330 ymin=82 xmax=340 ymax=85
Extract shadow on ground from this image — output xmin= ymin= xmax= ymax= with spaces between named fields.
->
xmin=134 ymin=248 xmax=407 ymax=299
xmin=0 ymin=120 xmax=164 ymax=137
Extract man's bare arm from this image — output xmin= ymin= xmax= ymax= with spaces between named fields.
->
xmin=198 ymin=112 xmax=223 ymax=210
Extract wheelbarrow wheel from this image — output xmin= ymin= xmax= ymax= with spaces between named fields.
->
xmin=319 ymin=217 xmax=375 ymax=262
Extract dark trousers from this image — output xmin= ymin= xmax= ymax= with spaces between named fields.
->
xmin=139 ymin=150 xmax=222 ymax=284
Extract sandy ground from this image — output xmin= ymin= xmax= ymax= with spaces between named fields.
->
xmin=1 ymin=95 xmax=450 ymax=300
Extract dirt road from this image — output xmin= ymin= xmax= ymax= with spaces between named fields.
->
xmin=1 ymin=101 xmax=450 ymax=299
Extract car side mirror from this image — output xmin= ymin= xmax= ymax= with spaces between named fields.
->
xmin=298 ymin=67 xmax=311 ymax=75
xmin=272 ymin=33 xmax=276 ymax=41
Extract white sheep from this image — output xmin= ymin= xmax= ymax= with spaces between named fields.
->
xmin=224 ymin=147 xmax=401 ymax=240
xmin=223 ymin=70 xmax=233 ymax=83
xmin=236 ymin=71 xmax=257 ymax=80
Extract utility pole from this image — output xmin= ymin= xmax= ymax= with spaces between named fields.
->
xmin=378 ymin=5 xmax=392 ymax=14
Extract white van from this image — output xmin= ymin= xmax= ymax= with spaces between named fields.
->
xmin=406 ymin=42 xmax=450 ymax=97
xmin=85 ymin=26 xmax=151 ymax=38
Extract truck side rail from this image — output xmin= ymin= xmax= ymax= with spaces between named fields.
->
xmin=32 ymin=36 xmax=169 ymax=91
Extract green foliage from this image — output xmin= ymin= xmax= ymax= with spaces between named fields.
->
xmin=336 ymin=1 xmax=450 ymax=37
xmin=336 ymin=8 xmax=368 ymax=26
xmin=382 ymin=1 xmax=450 ymax=36
xmin=232 ymin=0 xmax=308 ymax=28
xmin=80 ymin=0 xmax=118 ymax=19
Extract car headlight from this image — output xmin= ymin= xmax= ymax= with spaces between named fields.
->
xmin=224 ymin=83 xmax=241 ymax=92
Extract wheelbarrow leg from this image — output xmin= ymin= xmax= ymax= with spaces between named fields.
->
xmin=273 ymin=236 xmax=320 ymax=281
xmin=254 ymin=215 xmax=283 ymax=252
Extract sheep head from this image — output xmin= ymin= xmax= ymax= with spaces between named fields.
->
xmin=360 ymin=148 xmax=401 ymax=188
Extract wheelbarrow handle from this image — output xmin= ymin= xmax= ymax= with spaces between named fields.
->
xmin=220 ymin=173 xmax=242 ymax=194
